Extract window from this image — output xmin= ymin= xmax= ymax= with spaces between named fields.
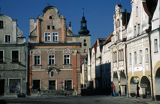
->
xmin=5 ymin=35 xmax=10 ymax=43
xmin=48 ymin=55 xmax=55 ymax=65
xmin=32 ymin=80 xmax=40 ymax=90
xmin=116 ymin=19 xmax=120 ymax=28
xmin=9 ymin=79 xmax=21 ymax=93
xmin=137 ymin=24 xmax=140 ymax=35
xmin=49 ymin=16 xmax=52 ymax=19
xmin=64 ymin=55 xmax=70 ymax=65
xmin=49 ymin=80 xmax=56 ymax=90
xmin=118 ymin=49 xmax=124 ymax=61
xmin=134 ymin=51 xmax=137 ymax=65
xmin=129 ymin=53 xmax=132 ymax=65
xmin=145 ymin=48 xmax=149 ymax=63
xmin=83 ymin=39 xmax=87 ymax=46
xmin=113 ymin=52 xmax=117 ymax=63
xmin=136 ymin=6 xmax=138 ymax=17
xmin=154 ymin=39 xmax=158 ymax=53
xmin=12 ymin=51 xmax=19 ymax=63
xmin=50 ymin=71 xmax=54 ymax=77
xmin=134 ymin=26 xmax=136 ymax=36
xmin=139 ymin=50 xmax=142 ymax=64
xmin=44 ymin=32 xmax=51 ymax=42
xmin=64 ymin=80 xmax=72 ymax=90
xmin=0 ymin=21 xmax=3 ymax=29
xmin=47 ymin=25 xmax=50 ymax=30
xmin=52 ymin=32 xmax=58 ymax=42
xmin=0 ymin=51 xmax=3 ymax=63
xmin=52 ymin=26 xmax=55 ymax=29
xmin=34 ymin=55 xmax=40 ymax=65
xmin=114 ymin=52 xmax=117 ymax=63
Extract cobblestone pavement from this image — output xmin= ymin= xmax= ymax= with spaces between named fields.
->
xmin=0 ymin=95 xmax=160 ymax=104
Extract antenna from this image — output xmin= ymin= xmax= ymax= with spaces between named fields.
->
xmin=82 ymin=8 xmax=85 ymax=16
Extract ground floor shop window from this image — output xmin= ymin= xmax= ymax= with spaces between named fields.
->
xmin=9 ymin=79 xmax=21 ymax=93
xmin=64 ymin=80 xmax=72 ymax=90
xmin=49 ymin=80 xmax=56 ymax=90
xmin=32 ymin=80 xmax=40 ymax=90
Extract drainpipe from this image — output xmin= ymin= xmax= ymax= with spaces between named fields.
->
xmin=148 ymin=26 xmax=155 ymax=100
xmin=125 ymin=43 xmax=129 ymax=97
xmin=25 ymin=42 xmax=28 ymax=95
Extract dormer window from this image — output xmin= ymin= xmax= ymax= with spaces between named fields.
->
xmin=0 ymin=21 xmax=3 ymax=29
xmin=5 ymin=35 xmax=10 ymax=43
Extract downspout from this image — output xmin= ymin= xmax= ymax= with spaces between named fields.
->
xmin=25 ymin=42 xmax=28 ymax=95
xmin=125 ymin=43 xmax=129 ymax=97
xmin=148 ymin=24 xmax=155 ymax=100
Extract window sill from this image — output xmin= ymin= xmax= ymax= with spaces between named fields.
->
xmin=48 ymin=64 xmax=56 ymax=66
xmin=33 ymin=64 xmax=42 ymax=66
xmin=63 ymin=64 xmax=72 ymax=65
xmin=154 ymin=51 xmax=158 ymax=53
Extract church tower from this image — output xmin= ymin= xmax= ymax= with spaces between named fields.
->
xmin=78 ymin=10 xmax=91 ymax=56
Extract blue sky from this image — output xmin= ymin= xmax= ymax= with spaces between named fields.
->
xmin=0 ymin=0 xmax=131 ymax=45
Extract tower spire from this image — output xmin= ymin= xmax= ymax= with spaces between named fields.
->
xmin=78 ymin=8 xmax=90 ymax=36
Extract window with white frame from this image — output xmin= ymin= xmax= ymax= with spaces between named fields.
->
xmin=64 ymin=54 xmax=70 ymax=65
xmin=145 ymin=48 xmax=149 ymax=63
xmin=154 ymin=39 xmax=158 ymax=53
xmin=48 ymin=54 xmax=55 ymax=65
xmin=34 ymin=55 xmax=40 ymax=65
xmin=129 ymin=53 xmax=132 ymax=65
xmin=50 ymin=71 xmax=54 ymax=77
xmin=44 ymin=32 xmax=51 ymax=42
xmin=134 ymin=51 xmax=137 ymax=65
xmin=52 ymin=32 xmax=58 ymax=42
xmin=5 ymin=35 xmax=10 ymax=43
xmin=139 ymin=50 xmax=142 ymax=64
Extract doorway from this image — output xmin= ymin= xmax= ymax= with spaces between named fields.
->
xmin=0 ymin=79 xmax=5 ymax=95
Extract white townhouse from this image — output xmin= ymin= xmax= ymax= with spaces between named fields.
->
xmin=150 ymin=0 xmax=160 ymax=100
xmin=126 ymin=0 xmax=156 ymax=98
xmin=110 ymin=4 xmax=130 ymax=96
